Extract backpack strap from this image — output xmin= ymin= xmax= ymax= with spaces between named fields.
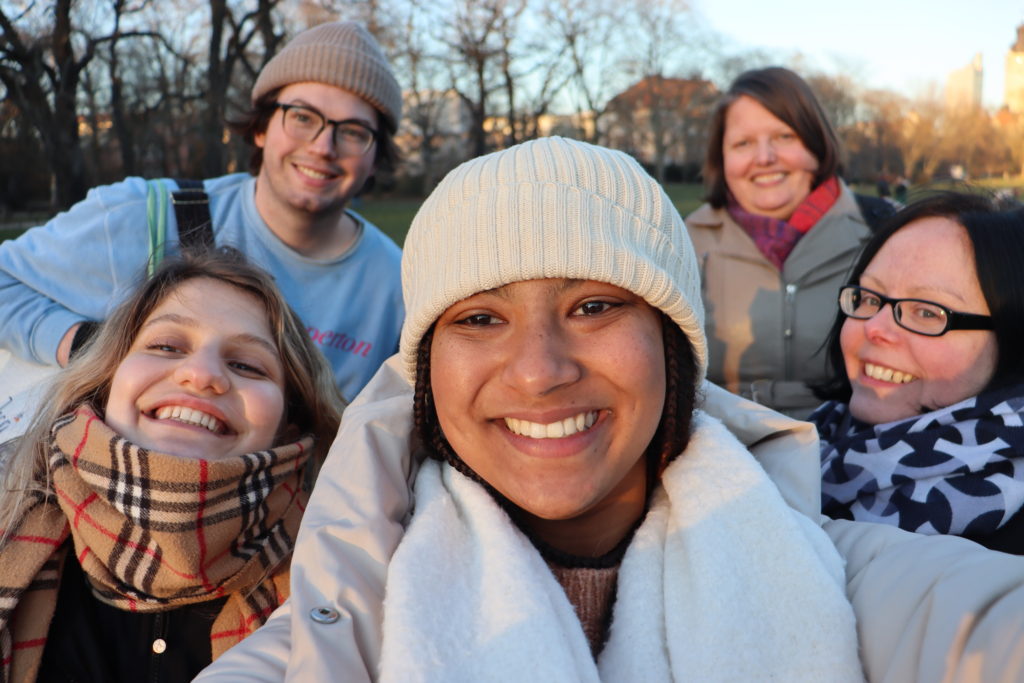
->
xmin=171 ymin=179 xmax=214 ymax=251
xmin=853 ymin=193 xmax=897 ymax=233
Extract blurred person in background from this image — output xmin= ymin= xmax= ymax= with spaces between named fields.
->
xmin=687 ymin=66 xmax=894 ymax=418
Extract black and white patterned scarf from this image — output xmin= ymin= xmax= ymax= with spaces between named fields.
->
xmin=812 ymin=385 xmax=1024 ymax=536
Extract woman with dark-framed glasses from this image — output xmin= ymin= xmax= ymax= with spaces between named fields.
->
xmin=812 ymin=191 xmax=1024 ymax=553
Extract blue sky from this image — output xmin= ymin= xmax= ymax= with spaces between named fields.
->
xmin=694 ymin=0 xmax=1024 ymax=108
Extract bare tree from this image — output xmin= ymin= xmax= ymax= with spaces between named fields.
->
xmin=2 ymin=2 xmax=103 ymax=206
xmin=617 ymin=0 xmax=696 ymax=182
xmin=0 ymin=1 xmax=167 ymax=207
xmin=805 ymin=72 xmax=859 ymax=131
xmin=895 ymin=96 xmax=943 ymax=182
xmin=388 ymin=0 xmax=469 ymax=192
xmin=437 ymin=0 xmax=528 ymax=158
xmin=199 ymin=0 xmax=284 ymax=176
xmin=537 ymin=0 xmax=622 ymax=143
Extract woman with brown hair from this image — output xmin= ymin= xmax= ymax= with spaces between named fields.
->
xmin=688 ymin=66 xmax=891 ymax=417
xmin=0 ymin=249 xmax=343 ymax=682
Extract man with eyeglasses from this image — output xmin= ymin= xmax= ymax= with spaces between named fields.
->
xmin=0 ymin=22 xmax=404 ymax=402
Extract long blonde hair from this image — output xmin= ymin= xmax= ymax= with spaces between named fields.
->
xmin=0 ymin=248 xmax=344 ymax=537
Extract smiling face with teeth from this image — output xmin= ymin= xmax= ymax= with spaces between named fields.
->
xmin=840 ymin=217 xmax=998 ymax=424
xmin=104 ymin=278 xmax=287 ymax=461
xmin=722 ymin=95 xmax=820 ymax=221
xmin=254 ymin=81 xmax=379 ymax=237
xmin=429 ymin=278 xmax=666 ymax=556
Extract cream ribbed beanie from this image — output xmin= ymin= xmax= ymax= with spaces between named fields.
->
xmin=251 ymin=21 xmax=402 ymax=132
xmin=399 ymin=136 xmax=706 ymax=385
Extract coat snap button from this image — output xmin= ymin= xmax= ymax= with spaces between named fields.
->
xmin=310 ymin=606 xmax=340 ymax=624
xmin=152 ymin=638 xmax=167 ymax=654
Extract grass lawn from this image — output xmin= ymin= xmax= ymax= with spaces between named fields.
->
xmin=7 ymin=176 xmax=1023 ymax=248
xmin=361 ymin=182 xmax=708 ymax=247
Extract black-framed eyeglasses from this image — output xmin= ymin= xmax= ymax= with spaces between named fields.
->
xmin=273 ymin=102 xmax=378 ymax=156
xmin=838 ymin=285 xmax=993 ymax=337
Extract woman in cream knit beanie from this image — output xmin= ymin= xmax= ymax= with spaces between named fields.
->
xmin=400 ymin=135 xmax=706 ymax=384
xmin=372 ymin=136 xmax=862 ymax=679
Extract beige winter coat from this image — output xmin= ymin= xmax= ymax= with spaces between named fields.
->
xmin=196 ymin=355 xmax=1024 ymax=683
xmin=686 ymin=182 xmax=872 ymax=417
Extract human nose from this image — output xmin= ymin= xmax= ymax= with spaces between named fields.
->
xmin=173 ymin=349 xmax=230 ymax=394
xmin=862 ymin=303 xmax=901 ymax=344
xmin=755 ymin=138 xmax=777 ymax=164
xmin=307 ymin=122 xmax=338 ymax=157
xmin=501 ymin=322 xmax=582 ymax=396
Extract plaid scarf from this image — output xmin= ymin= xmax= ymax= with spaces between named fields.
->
xmin=0 ymin=407 xmax=311 ymax=682
xmin=813 ymin=385 xmax=1024 ymax=538
xmin=728 ymin=176 xmax=841 ymax=269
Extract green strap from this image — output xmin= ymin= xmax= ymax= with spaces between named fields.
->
xmin=146 ymin=179 xmax=169 ymax=277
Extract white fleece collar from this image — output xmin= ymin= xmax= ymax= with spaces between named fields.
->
xmin=379 ymin=411 xmax=863 ymax=681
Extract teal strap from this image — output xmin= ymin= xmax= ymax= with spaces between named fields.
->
xmin=146 ymin=179 xmax=169 ymax=277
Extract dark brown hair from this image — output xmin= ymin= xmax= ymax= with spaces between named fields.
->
xmin=815 ymin=191 xmax=1024 ymax=403
xmin=702 ymin=67 xmax=843 ymax=208
xmin=227 ymin=89 xmax=401 ymax=187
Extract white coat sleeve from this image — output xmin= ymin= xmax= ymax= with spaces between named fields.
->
xmin=196 ymin=355 xmax=419 ymax=681
xmin=827 ymin=518 xmax=1024 ymax=683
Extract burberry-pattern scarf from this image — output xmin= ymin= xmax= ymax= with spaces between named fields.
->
xmin=0 ymin=407 xmax=311 ymax=683
xmin=728 ymin=176 xmax=841 ymax=269
xmin=813 ymin=385 xmax=1024 ymax=537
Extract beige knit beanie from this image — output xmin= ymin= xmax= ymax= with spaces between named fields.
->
xmin=251 ymin=21 xmax=402 ymax=132
xmin=399 ymin=136 xmax=707 ymax=385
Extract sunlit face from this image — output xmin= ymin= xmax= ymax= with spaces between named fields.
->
xmin=429 ymin=279 xmax=666 ymax=549
xmin=722 ymin=95 xmax=820 ymax=220
xmin=840 ymin=217 xmax=998 ymax=424
xmin=105 ymin=278 xmax=287 ymax=461
xmin=254 ymin=81 xmax=378 ymax=222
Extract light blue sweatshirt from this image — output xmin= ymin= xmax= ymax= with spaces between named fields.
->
xmin=0 ymin=174 xmax=404 ymax=403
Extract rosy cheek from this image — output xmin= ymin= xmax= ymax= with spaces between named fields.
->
xmin=839 ymin=319 xmax=860 ymax=354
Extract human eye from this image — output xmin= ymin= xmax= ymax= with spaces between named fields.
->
xmin=287 ymin=106 xmax=319 ymax=127
xmin=454 ymin=313 xmax=503 ymax=327
xmin=337 ymin=123 xmax=372 ymax=143
xmin=228 ymin=359 xmax=269 ymax=378
xmin=907 ymin=302 xmax=944 ymax=321
xmin=143 ymin=336 xmax=185 ymax=355
xmin=572 ymin=300 xmax=621 ymax=317
xmin=860 ymin=291 xmax=882 ymax=308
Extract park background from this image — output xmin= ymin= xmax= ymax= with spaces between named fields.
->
xmin=3 ymin=0 xmax=1024 ymax=246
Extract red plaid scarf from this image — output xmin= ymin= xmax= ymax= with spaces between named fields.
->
xmin=727 ymin=176 xmax=841 ymax=269
xmin=0 ymin=407 xmax=311 ymax=682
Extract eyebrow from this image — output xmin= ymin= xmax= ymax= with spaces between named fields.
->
xmin=142 ymin=313 xmax=279 ymax=356
xmin=859 ymin=274 xmax=971 ymax=306
xmin=486 ymin=278 xmax=585 ymax=300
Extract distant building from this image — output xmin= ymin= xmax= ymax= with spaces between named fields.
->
xmin=1006 ymin=25 xmax=1024 ymax=113
xmin=601 ymin=76 xmax=718 ymax=177
xmin=945 ymin=53 xmax=983 ymax=112
xmin=395 ymin=89 xmax=473 ymax=184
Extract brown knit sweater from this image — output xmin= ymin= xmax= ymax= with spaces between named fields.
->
xmin=547 ymin=563 xmax=621 ymax=656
